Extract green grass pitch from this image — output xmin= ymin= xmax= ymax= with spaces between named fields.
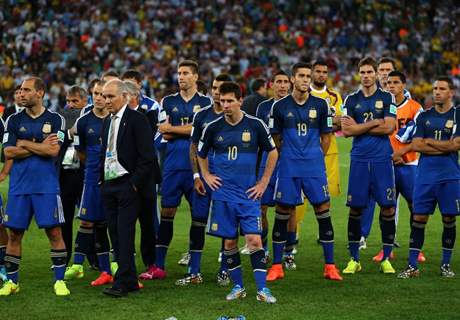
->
xmin=0 ymin=138 xmax=459 ymax=319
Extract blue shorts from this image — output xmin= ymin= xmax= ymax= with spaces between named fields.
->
xmin=192 ymin=181 xmax=212 ymax=221
xmin=78 ymin=184 xmax=106 ymax=222
xmin=347 ymin=160 xmax=396 ymax=208
xmin=161 ymin=170 xmax=193 ymax=208
xmin=413 ymin=181 xmax=460 ymax=215
xmin=394 ymin=165 xmax=416 ymax=203
xmin=207 ymin=200 xmax=262 ymax=238
xmin=4 ymin=194 xmax=64 ymax=230
xmin=258 ymin=166 xmax=277 ymax=207
xmin=274 ymin=176 xmax=330 ymax=207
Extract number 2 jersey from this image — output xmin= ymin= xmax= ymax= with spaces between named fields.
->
xmin=198 ymin=114 xmax=275 ymax=204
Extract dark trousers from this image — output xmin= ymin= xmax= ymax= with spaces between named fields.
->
xmin=138 ymin=190 xmax=158 ymax=267
xmin=102 ymin=176 xmax=139 ymax=291
xmin=59 ymin=168 xmax=83 ymax=264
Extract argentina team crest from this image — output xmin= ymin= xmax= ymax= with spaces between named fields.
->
xmin=375 ymin=100 xmax=383 ymax=110
xmin=42 ymin=122 xmax=52 ymax=134
xmin=309 ymin=109 xmax=317 ymax=119
xmin=242 ymin=130 xmax=251 ymax=142
xmin=445 ymin=120 xmax=454 ymax=129
xmin=193 ymin=105 xmax=201 ymax=112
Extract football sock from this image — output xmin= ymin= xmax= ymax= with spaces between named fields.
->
xmin=0 ymin=245 xmax=6 ymax=267
xmin=442 ymin=218 xmax=456 ymax=265
xmin=74 ymin=226 xmax=94 ymax=265
xmin=95 ymin=223 xmax=111 ymax=274
xmin=224 ymin=247 xmax=243 ymax=287
xmin=250 ymin=248 xmax=266 ymax=291
xmin=272 ymin=211 xmax=289 ymax=264
xmin=408 ymin=220 xmax=426 ymax=267
xmin=156 ymin=216 xmax=174 ymax=269
xmin=316 ymin=210 xmax=334 ymax=264
xmin=380 ymin=211 xmax=396 ymax=260
xmin=262 ymin=228 xmax=268 ymax=253
xmin=189 ymin=219 xmax=206 ymax=274
xmin=348 ymin=213 xmax=361 ymax=261
xmin=4 ymin=254 xmax=20 ymax=283
xmin=51 ymin=249 xmax=67 ymax=281
xmin=220 ymin=239 xmax=227 ymax=272
xmin=284 ymin=231 xmax=297 ymax=256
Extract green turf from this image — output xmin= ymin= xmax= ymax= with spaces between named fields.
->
xmin=0 ymin=138 xmax=459 ymax=319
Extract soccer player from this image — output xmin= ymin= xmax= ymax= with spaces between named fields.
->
xmin=294 ymin=59 xmax=343 ymax=258
xmin=145 ymin=60 xmax=211 ymax=279
xmin=198 ymin=81 xmax=278 ymax=303
xmin=121 ymin=69 xmax=161 ymax=111
xmin=64 ymin=80 xmax=113 ymax=286
xmin=255 ymin=71 xmax=290 ymax=261
xmin=267 ymin=62 xmax=342 ymax=282
xmin=341 ymin=57 xmax=397 ymax=275
xmin=398 ymin=77 xmax=460 ymax=278
xmin=175 ymin=74 xmax=232 ymax=286
xmin=0 ymin=77 xmax=69 ymax=296
xmin=371 ymin=71 xmax=426 ymax=262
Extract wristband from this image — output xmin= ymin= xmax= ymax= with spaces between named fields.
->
xmin=193 ymin=173 xmax=200 ymax=180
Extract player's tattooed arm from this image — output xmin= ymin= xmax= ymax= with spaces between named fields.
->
xmin=320 ymin=133 xmax=332 ymax=154
xmin=3 ymin=146 xmax=33 ymax=159
xmin=15 ymin=134 xmax=60 ymax=157
xmin=197 ymin=156 xmax=222 ymax=191
xmin=190 ymin=142 xmax=206 ymax=196
xmin=412 ymin=138 xmax=444 ymax=155
xmin=247 ymin=148 xmax=278 ymax=200
xmin=425 ymin=138 xmax=456 ymax=153
xmin=392 ymin=143 xmax=413 ymax=165
xmin=340 ymin=116 xmax=379 ymax=137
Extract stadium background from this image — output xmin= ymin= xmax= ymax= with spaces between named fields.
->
xmin=0 ymin=1 xmax=459 ymax=319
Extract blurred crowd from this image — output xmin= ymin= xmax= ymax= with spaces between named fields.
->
xmin=1 ymin=0 xmax=459 ymax=109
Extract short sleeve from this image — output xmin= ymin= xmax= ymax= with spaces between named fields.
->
xmin=319 ymin=101 xmax=333 ymax=134
xmin=190 ymin=111 xmax=202 ymax=143
xmin=53 ymin=114 xmax=66 ymax=145
xmin=342 ymin=95 xmax=354 ymax=119
xmin=412 ymin=112 xmax=425 ymax=139
xmin=454 ymin=108 xmax=460 ymax=138
xmin=197 ymin=123 xmax=214 ymax=158
xmin=256 ymin=120 xmax=276 ymax=152
xmin=383 ymin=93 xmax=397 ymax=119
xmin=270 ymin=102 xmax=282 ymax=134
xmin=3 ymin=115 xmax=17 ymax=147
xmin=158 ymin=98 xmax=168 ymax=123
xmin=74 ymin=117 xmax=85 ymax=151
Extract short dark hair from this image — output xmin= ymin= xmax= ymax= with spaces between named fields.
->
xmin=67 ymin=85 xmax=87 ymax=99
xmin=378 ymin=57 xmax=396 ymax=69
xmin=88 ymin=78 xmax=101 ymax=94
xmin=121 ymin=69 xmax=143 ymax=83
xmin=358 ymin=57 xmax=378 ymax=72
xmin=291 ymin=62 xmax=311 ymax=76
xmin=251 ymin=78 xmax=266 ymax=93
xmin=102 ymin=70 xmax=119 ymax=79
xmin=312 ymin=59 xmax=328 ymax=69
xmin=219 ymin=81 xmax=242 ymax=100
xmin=435 ymin=76 xmax=455 ymax=90
xmin=24 ymin=76 xmax=46 ymax=92
xmin=388 ymin=70 xmax=406 ymax=84
xmin=14 ymin=84 xmax=21 ymax=92
xmin=178 ymin=60 xmax=199 ymax=74
xmin=272 ymin=70 xmax=289 ymax=81
xmin=215 ymin=73 xmax=232 ymax=82
xmin=196 ymin=80 xmax=207 ymax=95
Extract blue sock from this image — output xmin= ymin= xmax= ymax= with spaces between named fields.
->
xmin=4 ymin=254 xmax=20 ymax=283
xmin=220 ymin=239 xmax=227 ymax=272
xmin=189 ymin=251 xmax=202 ymax=274
xmin=51 ymin=249 xmax=67 ymax=281
xmin=73 ymin=226 xmax=94 ymax=265
xmin=74 ymin=252 xmax=85 ymax=265
xmin=97 ymin=252 xmax=111 ymax=274
xmin=224 ymin=247 xmax=243 ymax=287
xmin=348 ymin=213 xmax=361 ymax=261
xmin=250 ymin=248 xmax=266 ymax=291
xmin=155 ymin=246 xmax=168 ymax=269
xmin=317 ymin=211 xmax=334 ymax=264
xmin=0 ymin=245 xmax=6 ymax=267
xmin=262 ymin=228 xmax=268 ymax=252
xmin=408 ymin=220 xmax=426 ymax=267
xmin=442 ymin=219 xmax=456 ymax=265
xmin=155 ymin=217 xmax=174 ymax=269
xmin=272 ymin=211 xmax=289 ymax=264
xmin=380 ymin=212 xmax=395 ymax=260
xmin=284 ymin=231 xmax=297 ymax=256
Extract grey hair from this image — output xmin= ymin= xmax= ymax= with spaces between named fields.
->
xmin=123 ymin=80 xmax=140 ymax=97
xmin=105 ymin=79 xmax=128 ymax=96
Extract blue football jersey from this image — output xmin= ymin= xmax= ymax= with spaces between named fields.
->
xmin=271 ymin=94 xmax=332 ymax=178
xmin=343 ymin=88 xmax=396 ymax=161
xmin=413 ymin=106 xmax=460 ymax=183
xmin=159 ymin=92 xmax=212 ymax=171
xmin=198 ymin=114 xmax=275 ymax=204
xmin=4 ymin=109 xmax=65 ymax=195
xmin=140 ymin=95 xmax=160 ymax=111
xmin=74 ymin=110 xmax=104 ymax=185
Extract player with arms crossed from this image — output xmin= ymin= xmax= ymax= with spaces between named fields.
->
xmin=398 ymin=77 xmax=460 ymax=278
